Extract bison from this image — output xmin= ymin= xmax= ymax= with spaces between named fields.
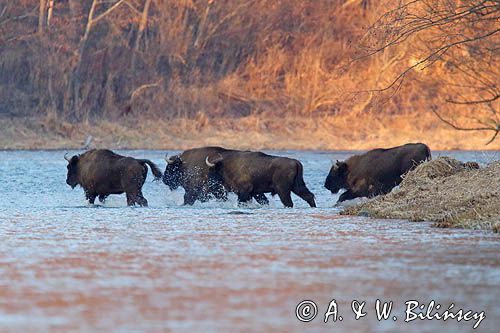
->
xmin=205 ymin=151 xmax=316 ymax=208
xmin=163 ymin=146 xmax=269 ymax=205
xmin=324 ymin=143 xmax=431 ymax=202
xmin=65 ymin=149 xmax=162 ymax=206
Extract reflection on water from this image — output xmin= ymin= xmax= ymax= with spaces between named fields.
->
xmin=0 ymin=150 xmax=499 ymax=332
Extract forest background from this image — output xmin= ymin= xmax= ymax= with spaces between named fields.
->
xmin=1 ymin=0 xmax=498 ymax=150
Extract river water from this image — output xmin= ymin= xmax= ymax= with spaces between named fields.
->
xmin=0 ymin=150 xmax=499 ymax=332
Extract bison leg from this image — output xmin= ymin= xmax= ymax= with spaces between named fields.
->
xmin=98 ymin=195 xmax=107 ymax=203
xmin=212 ymin=187 xmax=228 ymax=201
xmin=183 ymin=191 xmax=197 ymax=205
xmin=198 ymin=192 xmax=210 ymax=203
xmin=132 ymin=189 xmax=148 ymax=207
xmin=253 ymin=193 xmax=269 ymax=205
xmin=277 ymin=190 xmax=293 ymax=208
xmin=209 ymin=182 xmax=227 ymax=201
xmin=338 ymin=190 xmax=357 ymax=202
xmin=126 ymin=193 xmax=136 ymax=206
xmin=292 ymin=188 xmax=316 ymax=208
xmin=125 ymin=192 xmax=147 ymax=207
xmin=237 ymin=193 xmax=252 ymax=205
xmin=85 ymin=191 xmax=97 ymax=205
xmin=135 ymin=195 xmax=148 ymax=207
xmin=214 ymin=191 xmax=228 ymax=201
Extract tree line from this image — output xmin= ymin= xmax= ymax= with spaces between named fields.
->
xmin=0 ymin=0 xmax=498 ymax=142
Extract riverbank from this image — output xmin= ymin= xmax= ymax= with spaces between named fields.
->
xmin=1 ymin=114 xmax=499 ymax=151
xmin=342 ymin=157 xmax=500 ymax=232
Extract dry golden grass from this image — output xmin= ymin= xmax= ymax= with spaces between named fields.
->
xmin=1 ymin=113 xmax=499 ymax=150
xmin=343 ymin=157 xmax=500 ymax=232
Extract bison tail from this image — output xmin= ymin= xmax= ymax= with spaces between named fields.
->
xmin=138 ymin=159 xmax=163 ymax=180
xmin=292 ymin=162 xmax=316 ymax=207
xmin=293 ymin=162 xmax=302 ymax=185
xmin=293 ymin=162 xmax=315 ymax=197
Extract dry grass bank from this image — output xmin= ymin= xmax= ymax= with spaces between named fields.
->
xmin=1 ymin=113 xmax=499 ymax=151
xmin=342 ymin=157 xmax=500 ymax=232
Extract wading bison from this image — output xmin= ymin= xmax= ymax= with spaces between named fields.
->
xmin=65 ymin=149 xmax=162 ymax=206
xmin=163 ymin=147 xmax=269 ymax=205
xmin=325 ymin=143 xmax=431 ymax=202
xmin=205 ymin=151 xmax=316 ymax=208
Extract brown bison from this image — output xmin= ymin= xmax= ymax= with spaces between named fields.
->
xmin=206 ymin=151 xmax=316 ymax=208
xmin=65 ymin=149 xmax=162 ymax=206
xmin=325 ymin=143 xmax=431 ymax=202
xmin=163 ymin=147 xmax=269 ymax=205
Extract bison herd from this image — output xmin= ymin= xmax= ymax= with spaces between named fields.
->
xmin=65 ymin=143 xmax=431 ymax=207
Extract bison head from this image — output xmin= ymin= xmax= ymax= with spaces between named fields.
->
xmin=163 ymin=154 xmax=183 ymax=190
xmin=324 ymin=160 xmax=348 ymax=194
xmin=65 ymin=153 xmax=80 ymax=189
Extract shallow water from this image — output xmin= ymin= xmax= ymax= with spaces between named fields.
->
xmin=0 ymin=150 xmax=499 ymax=332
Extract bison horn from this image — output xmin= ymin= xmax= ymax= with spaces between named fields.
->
xmin=64 ymin=153 xmax=71 ymax=162
xmin=206 ymin=154 xmax=223 ymax=167
xmin=165 ymin=154 xmax=177 ymax=164
xmin=205 ymin=156 xmax=215 ymax=168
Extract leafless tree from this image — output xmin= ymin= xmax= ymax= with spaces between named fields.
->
xmin=38 ymin=0 xmax=46 ymax=34
xmin=359 ymin=0 xmax=499 ymax=144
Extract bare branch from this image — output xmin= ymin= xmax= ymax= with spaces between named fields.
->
xmin=365 ymin=28 xmax=500 ymax=93
xmin=356 ymin=0 xmax=500 ymax=145
xmin=431 ymin=107 xmax=500 ymax=145
xmin=93 ymin=0 xmax=127 ymax=23
xmin=131 ymin=79 xmax=162 ymax=101
xmin=447 ymin=94 xmax=500 ymax=105
xmin=355 ymin=0 xmax=500 ymax=61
